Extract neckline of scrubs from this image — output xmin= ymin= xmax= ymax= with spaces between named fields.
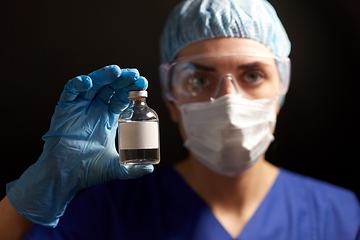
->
xmin=170 ymin=166 xmax=283 ymax=239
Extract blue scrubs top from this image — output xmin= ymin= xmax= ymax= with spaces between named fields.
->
xmin=24 ymin=167 xmax=360 ymax=240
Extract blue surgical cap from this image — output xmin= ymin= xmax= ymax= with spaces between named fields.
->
xmin=160 ymin=0 xmax=291 ymax=63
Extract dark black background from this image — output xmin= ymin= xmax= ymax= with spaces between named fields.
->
xmin=1 ymin=0 xmax=359 ymax=199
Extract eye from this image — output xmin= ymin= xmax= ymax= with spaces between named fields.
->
xmin=187 ymin=75 xmax=208 ymax=88
xmin=183 ymin=74 xmax=210 ymax=97
xmin=243 ymin=71 xmax=265 ymax=84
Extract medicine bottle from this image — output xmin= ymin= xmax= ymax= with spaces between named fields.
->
xmin=118 ymin=90 xmax=160 ymax=165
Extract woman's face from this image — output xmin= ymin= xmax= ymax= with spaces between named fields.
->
xmin=167 ymin=37 xmax=281 ymax=141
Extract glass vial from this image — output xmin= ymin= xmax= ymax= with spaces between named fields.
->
xmin=118 ymin=90 xmax=160 ymax=165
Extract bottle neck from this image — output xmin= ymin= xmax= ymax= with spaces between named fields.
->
xmin=130 ymin=97 xmax=146 ymax=101
xmin=129 ymin=97 xmax=147 ymax=106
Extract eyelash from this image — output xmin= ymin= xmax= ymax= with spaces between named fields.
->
xmin=240 ymin=70 xmax=266 ymax=85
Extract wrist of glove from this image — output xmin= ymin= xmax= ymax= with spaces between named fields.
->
xmin=6 ymin=65 xmax=154 ymax=227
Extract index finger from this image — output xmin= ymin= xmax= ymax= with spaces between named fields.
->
xmin=78 ymin=65 xmax=122 ymax=101
xmin=59 ymin=75 xmax=93 ymax=103
xmin=95 ymin=68 xmax=141 ymax=104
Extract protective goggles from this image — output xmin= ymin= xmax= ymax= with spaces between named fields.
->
xmin=159 ymin=52 xmax=291 ymax=104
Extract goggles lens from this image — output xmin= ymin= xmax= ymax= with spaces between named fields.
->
xmin=160 ymin=52 xmax=291 ymax=104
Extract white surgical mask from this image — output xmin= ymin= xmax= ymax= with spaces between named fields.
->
xmin=178 ymin=94 xmax=277 ymax=177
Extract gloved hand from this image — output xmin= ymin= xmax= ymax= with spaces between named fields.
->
xmin=6 ymin=65 xmax=154 ymax=227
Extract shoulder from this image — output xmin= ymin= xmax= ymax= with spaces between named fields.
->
xmin=278 ymin=168 xmax=360 ymax=239
xmin=24 ymin=166 xmax=179 ymax=239
xmin=279 ymin=168 xmax=359 ymax=206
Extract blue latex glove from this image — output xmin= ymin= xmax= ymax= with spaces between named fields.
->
xmin=6 ymin=65 xmax=154 ymax=227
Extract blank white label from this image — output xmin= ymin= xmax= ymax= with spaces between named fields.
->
xmin=119 ymin=122 xmax=159 ymax=149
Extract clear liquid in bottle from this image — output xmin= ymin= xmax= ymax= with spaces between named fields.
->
xmin=120 ymin=149 xmax=160 ymax=165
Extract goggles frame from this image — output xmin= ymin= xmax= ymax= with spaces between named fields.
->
xmin=159 ymin=51 xmax=291 ymax=104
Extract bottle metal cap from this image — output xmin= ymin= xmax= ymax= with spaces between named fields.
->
xmin=128 ymin=90 xmax=148 ymax=98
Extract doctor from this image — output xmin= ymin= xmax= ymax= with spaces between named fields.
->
xmin=1 ymin=0 xmax=359 ymax=239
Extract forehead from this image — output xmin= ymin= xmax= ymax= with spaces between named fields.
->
xmin=179 ymin=54 xmax=277 ymax=71
xmin=176 ymin=37 xmax=273 ymax=59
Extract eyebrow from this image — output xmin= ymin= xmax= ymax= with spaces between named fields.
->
xmin=189 ymin=61 xmax=271 ymax=71
xmin=237 ymin=61 xmax=271 ymax=70
xmin=190 ymin=62 xmax=216 ymax=71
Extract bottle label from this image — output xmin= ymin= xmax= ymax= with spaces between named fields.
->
xmin=119 ymin=122 xmax=159 ymax=149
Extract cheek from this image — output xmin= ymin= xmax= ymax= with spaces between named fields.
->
xmin=272 ymin=102 xmax=280 ymax=134
xmin=177 ymin=108 xmax=188 ymax=142
xmin=167 ymin=101 xmax=188 ymax=142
